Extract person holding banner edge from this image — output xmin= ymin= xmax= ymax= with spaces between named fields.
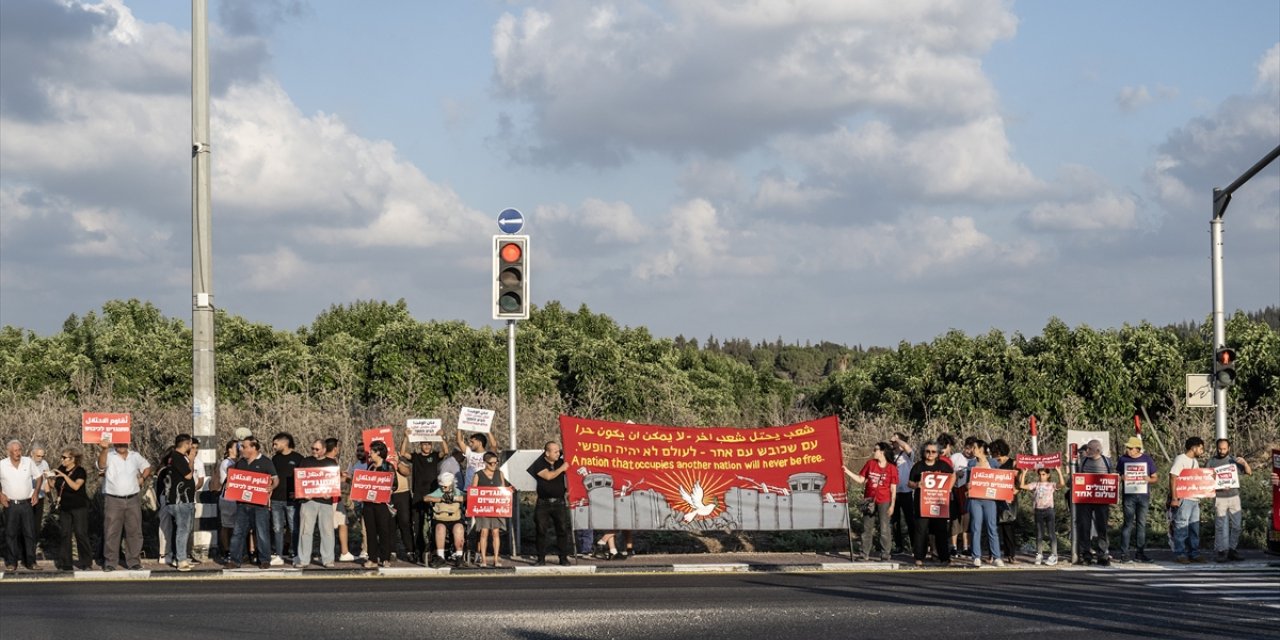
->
xmin=1169 ymin=437 xmax=1206 ymax=564
xmin=843 ymin=442 xmax=898 ymax=562
xmin=1019 ymin=466 xmax=1064 ymax=565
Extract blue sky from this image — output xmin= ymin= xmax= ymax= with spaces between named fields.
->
xmin=1 ymin=0 xmax=1277 ymax=347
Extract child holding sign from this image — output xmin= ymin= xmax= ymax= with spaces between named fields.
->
xmin=1019 ymin=466 xmax=1064 ymax=565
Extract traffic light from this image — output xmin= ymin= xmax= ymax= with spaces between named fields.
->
xmin=1212 ymin=347 xmax=1237 ymax=388
xmin=492 ymin=235 xmax=529 ymax=320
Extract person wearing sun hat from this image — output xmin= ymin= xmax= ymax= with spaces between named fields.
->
xmin=1117 ymin=435 xmax=1158 ymax=563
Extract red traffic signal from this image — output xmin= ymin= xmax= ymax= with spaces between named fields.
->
xmin=493 ymin=236 xmax=529 ymax=320
xmin=1212 ymin=347 xmax=1237 ymax=388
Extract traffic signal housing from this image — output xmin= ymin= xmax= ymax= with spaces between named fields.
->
xmin=1212 ymin=347 xmax=1237 ymax=388
xmin=493 ymin=235 xmax=529 ymax=320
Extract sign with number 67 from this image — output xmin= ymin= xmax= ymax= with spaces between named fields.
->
xmin=918 ymin=471 xmax=954 ymax=519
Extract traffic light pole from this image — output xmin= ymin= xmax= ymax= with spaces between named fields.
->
xmin=1209 ymin=144 xmax=1279 ymax=441
xmin=508 ymin=319 xmax=518 ymax=450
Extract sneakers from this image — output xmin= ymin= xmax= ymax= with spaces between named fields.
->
xmin=1034 ymin=553 xmax=1043 ymax=565
xmin=972 ymin=557 xmax=982 ymax=568
xmin=177 ymin=561 xmax=193 ymax=572
xmin=1045 ymin=555 xmax=1058 ymax=566
xmin=338 ymin=553 xmax=355 ymax=562
xmin=269 ymin=555 xmax=284 ymax=566
xmin=363 ymin=560 xmax=378 ymax=569
xmin=993 ymin=558 xmax=1005 ymax=568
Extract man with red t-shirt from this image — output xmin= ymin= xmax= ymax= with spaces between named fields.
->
xmin=844 ymin=442 xmax=899 ymax=561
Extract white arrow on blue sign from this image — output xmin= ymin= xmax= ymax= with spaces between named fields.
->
xmin=497 ymin=208 xmax=524 ymax=234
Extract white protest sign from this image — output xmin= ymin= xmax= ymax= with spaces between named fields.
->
xmin=458 ymin=407 xmax=496 ymax=433
xmin=406 ymin=418 xmax=443 ymax=442
xmin=1123 ymin=462 xmax=1149 ymax=495
xmin=1214 ymin=464 xmax=1240 ymax=490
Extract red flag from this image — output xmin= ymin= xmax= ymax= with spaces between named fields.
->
xmin=1029 ymin=416 xmax=1038 ymax=437
xmin=1133 ymin=415 xmax=1142 ymax=435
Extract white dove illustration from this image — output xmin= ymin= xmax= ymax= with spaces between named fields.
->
xmin=678 ymin=481 xmax=718 ymax=522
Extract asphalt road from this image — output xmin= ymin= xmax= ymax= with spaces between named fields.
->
xmin=2 ymin=569 xmax=1277 ymax=639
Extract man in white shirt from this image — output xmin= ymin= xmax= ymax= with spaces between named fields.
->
xmin=97 ymin=440 xmax=151 ymax=571
xmin=1169 ymin=437 xmax=1206 ymax=564
xmin=1 ymin=440 xmax=44 ymax=571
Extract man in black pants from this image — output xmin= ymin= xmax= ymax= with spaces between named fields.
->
xmin=527 ymin=441 xmax=571 ymax=566
xmin=399 ymin=438 xmax=442 ymax=564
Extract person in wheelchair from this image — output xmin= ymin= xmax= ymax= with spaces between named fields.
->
xmin=425 ymin=471 xmax=466 ymax=568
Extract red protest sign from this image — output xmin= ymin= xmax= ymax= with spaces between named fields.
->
xmin=351 ymin=469 xmax=393 ymax=504
xmin=918 ymin=471 xmax=954 ymax=519
xmin=362 ymin=427 xmax=397 ymax=464
xmin=1015 ymin=453 xmax=1062 ymax=470
xmin=466 ymin=486 xmax=513 ymax=518
xmin=294 ymin=467 xmax=341 ymax=499
xmin=225 ymin=469 xmax=271 ymax=506
xmin=1071 ymin=473 xmax=1119 ymax=504
xmin=81 ymin=412 xmax=131 ymax=445
xmin=1174 ymin=468 xmax=1216 ymax=500
xmin=969 ymin=468 xmax=1017 ymax=501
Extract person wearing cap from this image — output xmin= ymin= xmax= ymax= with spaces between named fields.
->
xmin=425 ymin=471 xmax=466 ymax=567
xmin=1117 ymin=436 xmax=1158 ymax=563
xmin=1073 ymin=439 xmax=1114 ymax=566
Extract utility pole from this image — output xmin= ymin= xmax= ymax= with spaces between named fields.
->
xmin=191 ymin=0 xmax=217 ymax=554
xmin=1209 ymin=144 xmax=1279 ymax=441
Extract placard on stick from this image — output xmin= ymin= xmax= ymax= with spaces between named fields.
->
xmin=362 ymin=427 xmax=397 ymax=462
xmin=82 ymin=412 xmax=132 ymax=445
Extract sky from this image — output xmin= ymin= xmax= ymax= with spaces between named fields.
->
xmin=1 ymin=0 xmax=1277 ymax=347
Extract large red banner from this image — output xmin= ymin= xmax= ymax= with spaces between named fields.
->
xmin=1174 ymin=468 xmax=1216 ymax=500
xmin=351 ymin=469 xmax=393 ymax=504
xmin=294 ymin=467 xmax=341 ymax=499
xmin=466 ymin=486 xmax=514 ymax=518
xmin=561 ymin=416 xmax=848 ymax=531
xmin=82 ymin=413 xmax=131 ymax=445
xmin=918 ymin=471 xmax=953 ymax=519
xmin=968 ymin=468 xmax=1017 ymax=501
xmin=1071 ymin=473 xmax=1119 ymax=505
xmin=225 ymin=469 xmax=271 ymax=506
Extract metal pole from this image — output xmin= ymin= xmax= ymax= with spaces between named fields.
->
xmin=191 ymin=0 xmax=217 ymax=555
xmin=508 ymin=320 xmax=517 ymax=450
xmin=1210 ymin=209 xmax=1227 ymax=440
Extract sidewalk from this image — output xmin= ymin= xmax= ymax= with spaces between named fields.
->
xmin=2 ymin=547 xmax=1275 ymax=580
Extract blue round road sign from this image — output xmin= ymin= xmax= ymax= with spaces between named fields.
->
xmin=497 ymin=208 xmax=524 ymax=234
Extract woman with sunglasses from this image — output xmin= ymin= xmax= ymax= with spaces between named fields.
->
xmin=51 ymin=448 xmax=91 ymax=571
xmin=473 ymin=452 xmax=512 ymax=567
xmin=907 ymin=442 xmax=954 ymax=567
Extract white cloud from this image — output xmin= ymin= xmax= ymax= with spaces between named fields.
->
xmin=241 ymin=247 xmax=305 ymax=292
xmin=634 ymin=199 xmax=770 ymax=280
xmin=1025 ymin=193 xmax=1139 ymax=232
xmin=491 ymin=0 xmax=1018 ymax=162
xmin=1116 ymin=84 xmax=1178 ymax=112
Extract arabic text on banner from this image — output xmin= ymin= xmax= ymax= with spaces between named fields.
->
xmin=82 ymin=412 xmax=132 ymax=445
xmin=225 ymin=469 xmax=271 ymax=506
xmin=560 ymin=415 xmax=848 ymax=532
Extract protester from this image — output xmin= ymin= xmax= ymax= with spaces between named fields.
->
xmin=595 ymin=530 xmax=634 ymax=560
xmin=1073 ymin=439 xmax=1113 ymax=566
xmin=843 ymin=442 xmax=898 ymax=562
xmin=1117 ymin=436 xmax=1158 ymax=563
xmin=473 ymin=451 xmax=512 ymax=567
xmin=527 ymin=441 xmax=572 ymax=566
xmin=967 ymin=439 xmax=1004 ymax=568
xmin=426 ymin=471 xmax=466 ymax=567
xmin=51 ymin=448 xmax=91 ymax=571
xmin=97 ymin=438 xmax=150 ymax=571
xmin=226 ymin=436 xmax=278 ymax=569
xmin=1019 ymin=466 xmax=1064 ymax=565
xmin=30 ymin=446 xmax=50 ymax=559
xmin=907 ymin=441 xmax=952 ymax=567
xmin=1 ymin=440 xmax=44 ymax=571
xmin=400 ymin=437 xmax=443 ymax=564
xmin=1169 ymin=437 xmax=1206 ymax=564
xmin=456 ymin=431 xmax=492 ymax=491
xmin=889 ymin=432 xmax=916 ymax=555
xmin=1207 ymin=438 xmax=1252 ymax=562
xmin=360 ymin=441 xmax=396 ymax=569
xmin=213 ymin=439 xmax=239 ymax=563
xmin=295 ymin=439 xmax=338 ymax=568
xmin=186 ymin=437 xmax=206 ymax=564
xmin=270 ymin=432 xmax=304 ymax=566
xmin=347 ymin=442 xmax=369 ymax=562
xmin=389 ymin=446 xmax=415 ymax=564
xmin=327 ymin=438 xmax=356 ymax=562
xmin=990 ymin=439 xmax=1018 ymax=563
xmin=162 ymin=435 xmax=197 ymax=571
xmin=938 ymin=433 xmax=968 ymax=556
